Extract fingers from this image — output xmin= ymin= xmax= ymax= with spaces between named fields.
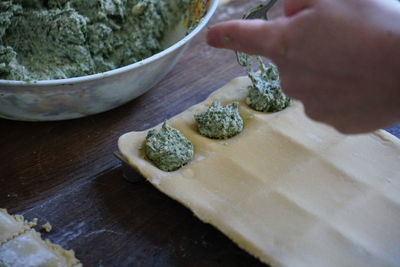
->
xmin=206 ymin=19 xmax=288 ymax=61
xmin=281 ymin=74 xmax=375 ymax=134
xmin=278 ymin=66 xmax=347 ymax=131
xmin=283 ymin=0 xmax=316 ymax=17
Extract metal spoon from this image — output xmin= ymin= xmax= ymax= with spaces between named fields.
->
xmin=236 ymin=0 xmax=278 ymax=66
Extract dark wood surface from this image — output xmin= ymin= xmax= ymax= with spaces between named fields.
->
xmin=0 ymin=1 xmax=399 ymax=266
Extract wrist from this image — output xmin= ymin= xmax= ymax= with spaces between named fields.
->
xmin=376 ymin=2 xmax=400 ymax=122
xmin=389 ymin=25 xmax=400 ymax=121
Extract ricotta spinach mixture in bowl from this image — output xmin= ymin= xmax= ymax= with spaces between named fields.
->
xmin=0 ymin=0 xmax=196 ymax=81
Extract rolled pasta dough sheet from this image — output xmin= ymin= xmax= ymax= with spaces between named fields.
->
xmin=0 ymin=209 xmax=81 ymax=267
xmin=118 ymin=76 xmax=400 ymax=267
xmin=0 ymin=209 xmax=32 ymax=245
xmin=0 ymin=230 xmax=81 ymax=267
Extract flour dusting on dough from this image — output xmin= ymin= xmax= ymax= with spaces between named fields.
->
xmin=151 ymin=177 xmax=161 ymax=185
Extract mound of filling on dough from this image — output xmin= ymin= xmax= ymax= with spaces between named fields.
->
xmin=195 ymin=100 xmax=243 ymax=139
xmin=246 ymin=58 xmax=290 ymax=112
xmin=145 ymin=123 xmax=194 ymax=172
xmin=0 ymin=0 xmax=194 ymax=81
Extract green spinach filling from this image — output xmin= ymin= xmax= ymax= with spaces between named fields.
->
xmin=195 ymin=100 xmax=243 ymax=139
xmin=245 ymin=57 xmax=290 ymax=113
xmin=0 ymin=0 xmax=194 ymax=81
xmin=145 ymin=123 xmax=194 ymax=172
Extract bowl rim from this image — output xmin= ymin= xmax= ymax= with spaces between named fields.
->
xmin=0 ymin=0 xmax=219 ymax=87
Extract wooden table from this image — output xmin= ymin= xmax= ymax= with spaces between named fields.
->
xmin=1 ymin=1 xmax=399 ymax=266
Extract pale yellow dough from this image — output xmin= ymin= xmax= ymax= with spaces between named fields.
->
xmin=0 ymin=230 xmax=81 ymax=267
xmin=118 ymin=76 xmax=400 ymax=267
xmin=0 ymin=210 xmax=81 ymax=267
xmin=0 ymin=209 xmax=33 ymax=245
xmin=41 ymin=222 xmax=53 ymax=233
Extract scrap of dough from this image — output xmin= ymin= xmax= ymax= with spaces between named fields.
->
xmin=41 ymin=222 xmax=52 ymax=233
xmin=0 ymin=230 xmax=81 ymax=267
xmin=118 ymin=76 xmax=400 ymax=267
xmin=0 ymin=209 xmax=81 ymax=267
xmin=0 ymin=209 xmax=33 ymax=245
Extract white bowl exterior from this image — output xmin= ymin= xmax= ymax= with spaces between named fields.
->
xmin=0 ymin=0 xmax=218 ymax=121
xmin=0 ymin=46 xmax=186 ymax=121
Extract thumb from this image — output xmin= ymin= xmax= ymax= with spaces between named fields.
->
xmin=206 ymin=19 xmax=288 ymax=60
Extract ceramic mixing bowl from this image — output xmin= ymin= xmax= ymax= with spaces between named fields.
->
xmin=0 ymin=0 xmax=218 ymax=121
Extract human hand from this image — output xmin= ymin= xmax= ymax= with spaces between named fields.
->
xmin=207 ymin=0 xmax=400 ymax=134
